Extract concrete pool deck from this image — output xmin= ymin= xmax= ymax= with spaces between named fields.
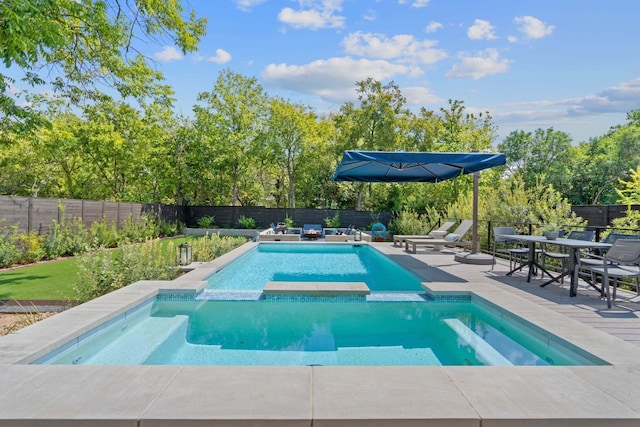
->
xmin=1 ymin=241 xmax=640 ymax=425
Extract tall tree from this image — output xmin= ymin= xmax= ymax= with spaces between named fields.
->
xmin=194 ymin=69 xmax=269 ymax=206
xmin=569 ymin=116 xmax=640 ymax=204
xmin=498 ymin=127 xmax=572 ymax=193
xmin=263 ymin=98 xmax=318 ymax=208
xmin=0 ymin=0 xmax=206 ymax=130
xmin=334 ymin=78 xmax=409 ymax=210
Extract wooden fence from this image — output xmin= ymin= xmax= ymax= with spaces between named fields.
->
xmin=0 ymin=195 xmax=636 ymax=236
xmin=0 ymin=196 xmax=387 ymax=234
xmin=0 ymin=196 xmax=184 ymax=235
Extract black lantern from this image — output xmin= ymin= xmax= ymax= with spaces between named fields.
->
xmin=178 ymin=243 xmax=192 ymax=265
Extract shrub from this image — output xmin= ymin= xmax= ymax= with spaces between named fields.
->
xmin=43 ymin=215 xmax=89 ymax=257
xmin=0 ymin=228 xmax=19 ymax=268
xmin=157 ymin=220 xmax=184 ymax=237
xmin=88 ymin=217 xmax=120 ymax=249
xmin=324 ymin=212 xmax=341 ymax=228
xmin=191 ymin=233 xmax=247 ymax=262
xmin=120 ymin=214 xmax=163 ymax=243
xmin=237 ymin=215 xmax=256 ymax=229
xmin=74 ymin=242 xmax=180 ymax=303
xmin=283 ymin=214 xmax=294 ymax=228
xmin=15 ymin=232 xmax=46 ymax=264
xmin=388 ymin=208 xmax=438 ymax=235
xmin=197 ymin=215 xmax=216 ymax=228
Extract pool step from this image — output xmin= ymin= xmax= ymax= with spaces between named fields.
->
xmin=196 ymin=290 xmax=264 ymax=300
xmin=77 ymin=316 xmax=189 ymax=365
xmin=263 ymin=281 xmax=370 ymax=296
xmin=151 ymin=345 xmax=442 ymax=366
xmin=443 ymin=318 xmax=513 ymax=366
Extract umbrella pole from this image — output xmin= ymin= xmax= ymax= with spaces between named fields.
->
xmin=472 ymin=171 xmax=479 ymax=254
xmin=454 ymin=170 xmax=492 ymax=264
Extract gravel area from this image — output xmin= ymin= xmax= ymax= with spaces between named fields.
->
xmin=0 ymin=312 xmax=57 ymax=336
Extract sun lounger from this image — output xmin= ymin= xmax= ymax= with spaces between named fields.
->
xmin=392 ymin=221 xmax=456 ymax=247
xmin=404 ymin=220 xmax=473 ymax=253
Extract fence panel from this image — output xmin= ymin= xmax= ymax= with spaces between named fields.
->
xmin=0 ymin=197 xmax=30 ymax=233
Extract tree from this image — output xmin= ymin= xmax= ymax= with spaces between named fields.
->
xmin=568 ymin=113 xmax=640 ymax=204
xmin=0 ymin=0 xmax=206 ymax=129
xmin=498 ymin=127 xmax=572 ymax=193
xmin=333 ymin=78 xmax=409 ymax=210
xmin=194 ymin=69 xmax=269 ymax=206
xmin=263 ymin=98 xmax=318 ymax=208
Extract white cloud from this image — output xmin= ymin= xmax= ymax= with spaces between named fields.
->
xmin=262 ymin=57 xmax=416 ymax=103
xmin=503 ymin=78 xmax=640 ymax=116
xmin=278 ymin=0 xmax=346 ymax=30
xmin=467 ymin=19 xmax=497 ymax=40
xmin=153 ymin=46 xmax=183 ymax=62
xmin=425 ymin=21 xmax=443 ymax=33
xmin=398 ymin=0 xmax=431 ymax=7
xmin=234 ymin=0 xmax=267 ymax=12
xmin=491 ymin=77 xmax=640 ymax=142
xmin=363 ymin=9 xmax=376 ymax=21
xmin=514 ymin=16 xmax=554 ymax=40
xmin=403 ymin=86 xmax=441 ymax=105
xmin=446 ymin=48 xmax=510 ymax=80
xmin=342 ymin=31 xmax=448 ymax=65
xmin=411 ymin=0 xmax=431 ymax=7
xmin=206 ymin=49 xmax=232 ymax=64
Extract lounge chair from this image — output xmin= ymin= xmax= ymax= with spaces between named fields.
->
xmin=405 ymin=220 xmax=474 ymax=253
xmin=574 ymin=239 xmax=640 ymax=308
xmin=392 ymin=221 xmax=456 ymax=247
xmin=302 ymin=224 xmax=323 ymax=239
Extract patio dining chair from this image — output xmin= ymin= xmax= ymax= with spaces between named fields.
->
xmin=540 ymin=230 xmax=592 ymax=285
xmin=574 ymin=239 xmax=640 ymax=308
xmin=492 ymin=226 xmax=540 ymax=275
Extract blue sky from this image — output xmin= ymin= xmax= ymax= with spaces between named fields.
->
xmin=5 ymin=0 xmax=638 ymax=144
xmin=145 ymin=0 xmax=638 ymax=144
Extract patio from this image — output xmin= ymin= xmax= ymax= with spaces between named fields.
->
xmin=0 ymin=241 xmax=639 ymax=425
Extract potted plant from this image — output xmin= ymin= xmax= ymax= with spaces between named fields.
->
xmin=543 ymin=223 xmax=560 ymax=240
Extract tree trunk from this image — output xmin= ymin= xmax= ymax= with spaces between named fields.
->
xmin=288 ymin=173 xmax=295 ymax=208
xmin=356 ymin=182 xmax=365 ymax=211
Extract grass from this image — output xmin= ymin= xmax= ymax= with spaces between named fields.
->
xmin=0 ymin=236 xmax=197 ymax=301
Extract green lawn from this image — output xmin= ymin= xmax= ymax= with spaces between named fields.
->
xmin=0 ymin=236 xmax=197 ymax=301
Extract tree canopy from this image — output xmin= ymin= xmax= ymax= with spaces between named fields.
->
xmin=1 ymin=1 xmax=639 ymax=222
xmin=0 ymin=0 xmax=207 ymax=133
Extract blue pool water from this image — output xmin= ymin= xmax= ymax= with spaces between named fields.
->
xmin=32 ymin=242 xmax=607 ymax=367
xmin=36 ymin=297 xmax=605 ymax=366
xmin=205 ymin=243 xmax=423 ymax=292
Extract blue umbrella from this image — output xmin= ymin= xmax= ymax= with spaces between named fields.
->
xmin=332 ymin=150 xmax=506 ymax=257
xmin=331 ymin=150 xmax=506 ymax=183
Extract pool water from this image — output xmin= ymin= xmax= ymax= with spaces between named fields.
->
xmin=36 ymin=298 xmax=605 ymax=366
xmin=205 ymin=243 xmax=423 ymax=292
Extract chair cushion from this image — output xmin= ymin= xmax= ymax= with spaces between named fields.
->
xmin=445 ymin=233 xmax=460 ymax=242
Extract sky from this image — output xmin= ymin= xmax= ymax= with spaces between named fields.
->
xmin=147 ymin=0 xmax=639 ymax=144
xmin=7 ymin=0 xmax=640 ymax=145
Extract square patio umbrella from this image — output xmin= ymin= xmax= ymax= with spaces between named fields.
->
xmin=332 ymin=150 xmax=507 ymax=263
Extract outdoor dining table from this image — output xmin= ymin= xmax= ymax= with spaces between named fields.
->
xmin=503 ymin=235 xmax=611 ymax=297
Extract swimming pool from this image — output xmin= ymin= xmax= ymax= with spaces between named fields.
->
xmin=35 ymin=295 xmax=605 ymax=366
xmin=204 ymin=243 xmax=423 ymax=292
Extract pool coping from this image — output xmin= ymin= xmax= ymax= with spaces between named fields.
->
xmin=1 ymin=241 xmax=640 ymax=425
xmin=263 ymin=281 xmax=371 ymax=296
